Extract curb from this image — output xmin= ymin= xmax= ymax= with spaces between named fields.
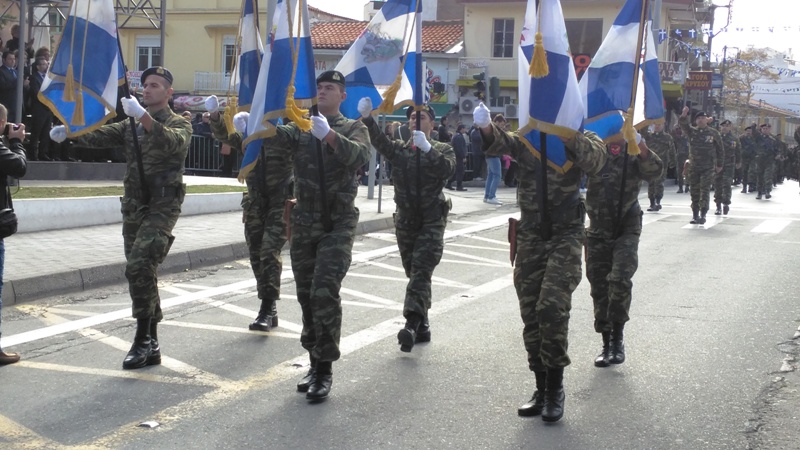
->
xmin=5 ymin=218 xmax=394 ymax=307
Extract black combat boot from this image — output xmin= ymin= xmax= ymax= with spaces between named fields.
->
xmin=690 ymin=208 xmax=700 ymax=224
xmin=306 ymin=361 xmax=332 ymax=402
xmin=756 ymin=192 xmax=762 ymax=200
xmin=297 ymin=355 xmax=317 ymax=393
xmin=594 ymin=332 xmax=611 ymax=367
xmin=416 ymin=317 xmax=431 ymax=343
xmin=541 ymin=368 xmax=565 ymax=423
xmin=748 ymin=185 xmax=756 ymax=193
xmin=740 ymin=186 xmax=747 ymax=194
xmin=698 ymin=209 xmax=707 ymax=224
xmin=249 ymin=300 xmax=279 ymax=332
xmin=646 ymin=198 xmax=656 ymax=212
xmin=148 ymin=320 xmax=162 ymax=366
xmin=714 ymin=203 xmax=722 ymax=215
xmin=723 ymin=204 xmax=730 ymax=215
xmin=397 ymin=314 xmax=422 ymax=352
xmin=765 ymin=191 xmax=772 ymax=199
xmin=518 ymin=370 xmax=547 ymax=417
xmin=677 ymin=185 xmax=684 ymax=194
xmin=609 ymin=323 xmax=626 ymax=365
xmin=655 ymin=197 xmax=662 ymax=211
xmin=123 ymin=317 xmax=153 ymax=370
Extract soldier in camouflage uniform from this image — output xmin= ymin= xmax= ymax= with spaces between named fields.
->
xmin=714 ymin=120 xmax=741 ymax=215
xmin=205 ymin=95 xmax=294 ymax=332
xmin=585 ymin=136 xmax=663 ymax=368
xmin=753 ymin=123 xmax=778 ymax=199
xmin=641 ymin=122 xmax=674 ymax=211
xmin=474 ymin=103 xmax=607 ymax=423
xmin=679 ymin=107 xmax=723 ymax=224
xmin=673 ymin=127 xmax=690 ymax=193
xmin=774 ymin=134 xmax=788 ymax=186
xmin=261 ymin=71 xmax=370 ymax=402
xmin=358 ymin=99 xmax=455 ymax=353
xmin=738 ymin=126 xmax=757 ymax=193
xmin=50 ymin=67 xmax=191 ymax=370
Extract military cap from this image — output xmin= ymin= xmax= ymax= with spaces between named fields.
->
xmin=141 ymin=66 xmax=174 ymax=85
xmin=760 ymin=123 xmax=771 ymax=127
xmin=405 ymin=104 xmax=435 ymax=120
xmin=744 ymin=125 xmax=753 ymax=131
xmin=694 ymin=111 xmax=708 ymax=118
xmin=720 ymin=119 xmax=731 ymax=126
xmin=316 ymin=70 xmax=345 ymax=87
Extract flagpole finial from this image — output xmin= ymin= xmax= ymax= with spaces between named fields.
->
xmin=529 ymin=31 xmax=550 ymax=79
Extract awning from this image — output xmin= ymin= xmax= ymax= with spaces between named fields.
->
xmin=661 ymin=83 xmax=683 ymax=97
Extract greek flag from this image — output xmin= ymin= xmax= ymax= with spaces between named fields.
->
xmin=240 ymin=0 xmax=316 ymax=181
xmin=334 ymin=0 xmax=422 ymax=119
xmin=233 ymin=0 xmax=264 ymax=111
xmin=38 ymin=0 xmax=124 ymax=137
xmin=517 ymin=0 xmax=584 ymax=173
xmin=579 ymin=0 xmax=664 ymax=143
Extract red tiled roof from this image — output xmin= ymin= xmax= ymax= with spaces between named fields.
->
xmin=311 ymin=20 xmax=464 ymax=53
xmin=308 ymin=5 xmax=354 ymax=22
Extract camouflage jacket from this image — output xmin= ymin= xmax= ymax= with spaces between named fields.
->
xmin=209 ymin=115 xmax=294 ymax=199
xmin=483 ymin=126 xmax=607 ymax=225
xmin=720 ymin=131 xmax=742 ymax=168
xmin=641 ymin=129 xmax=675 ymax=170
xmin=739 ymin=134 xmax=757 ymax=160
xmin=673 ymin=134 xmax=689 ymax=157
xmin=753 ymin=132 xmax=779 ymax=159
xmin=679 ymin=115 xmax=723 ymax=170
xmin=363 ymin=116 xmax=455 ymax=216
xmin=266 ymin=112 xmax=370 ymax=217
xmin=75 ymin=106 xmax=191 ymax=197
xmin=585 ymin=148 xmax=663 ymax=238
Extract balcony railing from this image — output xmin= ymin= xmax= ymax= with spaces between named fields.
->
xmin=194 ymin=72 xmax=234 ymax=92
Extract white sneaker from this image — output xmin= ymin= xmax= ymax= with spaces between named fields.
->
xmin=486 ymin=197 xmax=503 ymax=205
xmin=474 ymin=177 xmax=484 ymax=181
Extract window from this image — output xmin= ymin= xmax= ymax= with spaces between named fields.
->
xmin=135 ymin=36 xmax=161 ymax=71
xmin=223 ymin=35 xmax=236 ymax=75
xmin=492 ymin=19 xmax=515 ymax=58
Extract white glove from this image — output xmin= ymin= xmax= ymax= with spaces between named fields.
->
xmin=233 ymin=111 xmax=249 ymax=133
xmin=473 ymin=102 xmax=491 ymax=128
xmin=205 ymin=95 xmax=220 ymax=112
xmin=311 ymin=114 xmax=331 ymax=140
xmin=635 ymin=131 xmax=643 ymax=145
xmin=357 ymin=97 xmax=373 ymax=119
xmin=121 ymin=96 xmax=146 ymax=120
xmin=412 ymin=130 xmax=431 ymax=153
xmin=50 ymin=125 xmax=67 ymax=143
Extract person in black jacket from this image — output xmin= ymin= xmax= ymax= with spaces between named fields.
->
xmin=446 ymin=124 xmax=468 ymax=191
xmin=0 ymin=102 xmax=28 ymax=365
xmin=26 ymin=57 xmax=54 ymax=161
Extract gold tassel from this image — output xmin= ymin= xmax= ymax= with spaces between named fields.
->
xmin=378 ymin=71 xmax=404 ymax=114
xmin=285 ymin=85 xmax=311 ymax=131
xmin=529 ymin=32 xmax=549 ymax=78
xmin=223 ymin=96 xmax=238 ymax=137
xmin=71 ymin=88 xmax=85 ymax=126
xmin=623 ymin=108 xmax=640 ymax=156
xmin=64 ymin=63 xmax=76 ymax=102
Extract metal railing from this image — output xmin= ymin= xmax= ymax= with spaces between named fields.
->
xmin=193 ymin=72 xmax=233 ymax=92
xmin=185 ymin=135 xmax=241 ymax=177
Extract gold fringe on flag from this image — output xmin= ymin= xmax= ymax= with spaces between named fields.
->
xmin=64 ymin=63 xmax=76 ymax=102
xmin=71 ymin=87 xmax=85 ymax=126
xmin=623 ymin=108 xmax=640 ymax=155
xmin=529 ymin=32 xmax=549 ymax=78
xmin=285 ymin=85 xmax=311 ymax=131
xmin=223 ymin=96 xmax=238 ymax=137
xmin=378 ymin=71 xmax=404 ymax=114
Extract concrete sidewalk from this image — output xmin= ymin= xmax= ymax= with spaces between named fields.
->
xmin=3 ymin=180 xmax=517 ymax=306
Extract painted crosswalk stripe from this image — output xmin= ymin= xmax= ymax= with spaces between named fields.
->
xmin=681 ymin=216 xmax=726 ymax=230
xmin=642 ymin=214 xmax=671 ymax=226
xmin=751 ymin=219 xmax=792 ymax=234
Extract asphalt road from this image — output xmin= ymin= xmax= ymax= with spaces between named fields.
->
xmin=1 ymin=186 xmax=799 ymax=449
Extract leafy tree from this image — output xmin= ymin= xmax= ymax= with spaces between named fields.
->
xmin=721 ymin=48 xmax=779 ymax=125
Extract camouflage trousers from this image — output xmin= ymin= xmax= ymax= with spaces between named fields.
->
xmin=647 ymin=170 xmax=666 ymax=199
xmin=513 ymin=221 xmax=583 ymax=371
xmin=676 ymin=154 xmax=689 ymax=188
xmin=121 ymin=194 xmax=183 ymax=321
xmin=740 ymin=157 xmax=755 ymax=187
xmin=755 ymin=155 xmax=774 ymax=193
xmin=291 ymin=209 xmax=359 ymax=362
xmin=713 ymin=163 xmax=736 ymax=205
xmin=242 ymin=192 xmax=288 ymax=306
xmin=689 ymin=166 xmax=715 ymax=211
xmin=586 ymin=232 xmax=640 ymax=334
xmin=395 ymin=214 xmax=447 ymax=321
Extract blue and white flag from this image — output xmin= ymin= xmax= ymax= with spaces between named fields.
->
xmin=579 ymin=0 xmax=664 ymax=143
xmin=517 ymin=0 xmax=584 ymax=173
xmin=233 ymin=0 xmax=264 ymax=111
xmin=334 ymin=0 xmax=422 ymax=119
xmin=39 ymin=0 xmax=124 ymax=137
xmin=240 ymin=0 xmax=316 ymax=181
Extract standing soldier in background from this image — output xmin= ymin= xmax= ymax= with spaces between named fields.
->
xmin=474 ymin=102 xmax=607 ymax=423
xmin=753 ymin=123 xmax=777 ymax=200
xmin=679 ymin=107 xmax=723 ymax=224
xmin=358 ymin=98 xmax=455 ymax=352
xmin=641 ymin=122 xmax=674 ymax=211
xmin=205 ymin=94 xmax=294 ymax=332
xmin=738 ymin=125 xmax=757 ymax=193
xmin=50 ymin=67 xmax=191 ymax=369
xmin=774 ymin=134 xmax=788 ymax=187
xmin=585 ymin=136 xmax=662 ymax=368
xmin=714 ymin=120 xmax=741 ymax=215
xmin=673 ymin=126 xmax=689 ymax=193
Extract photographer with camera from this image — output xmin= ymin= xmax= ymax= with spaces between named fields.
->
xmin=0 ymin=102 xmax=28 ymax=365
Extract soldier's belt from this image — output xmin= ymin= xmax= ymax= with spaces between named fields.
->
xmin=520 ymin=204 xmax=583 ymax=225
xmin=126 ymin=185 xmax=182 ymax=198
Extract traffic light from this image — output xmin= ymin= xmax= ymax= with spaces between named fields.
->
xmin=473 ymin=72 xmax=486 ymax=101
xmin=489 ymin=77 xmax=500 ymax=99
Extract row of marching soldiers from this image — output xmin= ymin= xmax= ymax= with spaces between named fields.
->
xmin=641 ymin=111 xmax=799 ymax=222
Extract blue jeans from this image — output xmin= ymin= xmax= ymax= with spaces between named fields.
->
xmin=484 ymin=156 xmax=501 ymax=200
xmin=0 ymin=239 xmax=5 ymax=335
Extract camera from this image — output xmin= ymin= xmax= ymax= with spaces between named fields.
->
xmin=2 ymin=123 xmax=20 ymax=137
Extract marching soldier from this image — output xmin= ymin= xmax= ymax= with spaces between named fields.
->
xmin=50 ymin=67 xmax=192 ymax=369
xmin=753 ymin=123 xmax=778 ymax=200
xmin=357 ymin=98 xmax=455 ymax=352
xmin=679 ymin=107 xmax=723 ymax=224
xmin=714 ymin=120 xmax=741 ymax=215
xmin=641 ymin=122 xmax=675 ymax=211
xmin=738 ymin=125 xmax=757 ymax=193
xmin=673 ymin=126 xmax=690 ymax=193
xmin=205 ymin=95 xmax=294 ymax=333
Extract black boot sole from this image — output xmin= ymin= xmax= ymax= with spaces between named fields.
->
xmin=248 ymin=315 xmax=278 ymax=332
xmin=398 ymin=329 xmax=415 ymax=352
xmin=594 ymin=358 xmax=611 ymax=368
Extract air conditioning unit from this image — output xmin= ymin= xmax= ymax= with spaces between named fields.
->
xmin=459 ymin=96 xmax=479 ymax=115
xmin=504 ymin=103 xmax=519 ymax=119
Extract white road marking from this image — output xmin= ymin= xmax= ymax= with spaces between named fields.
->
xmin=642 ymin=214 xmax=671 ymax=225
xmin=751 ymin=219 xmax=792 ymax=234
xmin=465 ymin=235 xmax=510 ymax=246
xmin=341 ymin=300 xmax=404 ymax=311
xmin=359 ymin=261 xmax=474 ymax=289
xmin=13 ymin=361 xmax=221 ymax=387
xmin=157 ymin=320 xmax=301 ymax=339
xmin=445 ymin=242 xmax=508 ymax=253
xmin=442 ymin=249 xmax=508 ymax=267
xmin=682 ymin=216 xmax=726 ymax=229
xmin=339 ymin=287 xmax=400 ymax=306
